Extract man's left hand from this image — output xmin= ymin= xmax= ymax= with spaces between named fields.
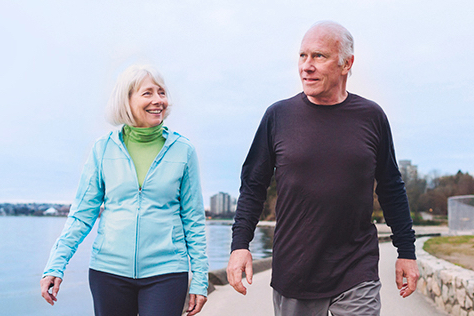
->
xmin=395 ymin=258 xmax=420 ymax=298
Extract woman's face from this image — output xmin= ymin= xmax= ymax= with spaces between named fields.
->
xmin=129 ymin=76 xmax=168 ymax=128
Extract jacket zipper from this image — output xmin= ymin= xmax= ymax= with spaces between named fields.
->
xmin=116 ymin=128 xmax=177 ymax=279
xmin=135 ymin=188 xmax=142 ymax=279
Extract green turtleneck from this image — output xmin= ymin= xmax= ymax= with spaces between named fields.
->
xmin=123 ymin=123 xmax=166 ymax=188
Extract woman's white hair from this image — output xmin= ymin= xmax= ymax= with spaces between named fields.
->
xmin=106 ymin=64 xmax=170 ymax=126
xmin=311 ymin=21 xmax=354 ymax=75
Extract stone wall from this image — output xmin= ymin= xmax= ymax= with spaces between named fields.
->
xmin=416 ymin=237 xmax=474 ymax=316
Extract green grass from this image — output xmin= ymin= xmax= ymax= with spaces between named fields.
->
xmin=423 ymin=235 xmax=474 ymax=270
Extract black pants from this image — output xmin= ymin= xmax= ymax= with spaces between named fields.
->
xmin=89 ymin=269 xmax=188 ymax=316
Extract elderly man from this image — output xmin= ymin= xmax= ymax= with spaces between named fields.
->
xmin=227 ymin=21 xmax=419 ymax=316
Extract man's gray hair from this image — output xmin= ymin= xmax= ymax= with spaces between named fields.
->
xmin=106 ymin=64 xmax=171 ymax=126
xmin=312 ymin=21 xmax=354 ymax=74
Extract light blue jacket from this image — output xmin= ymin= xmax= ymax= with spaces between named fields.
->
xmin=43 ymin=127 xmax=208 ymax=296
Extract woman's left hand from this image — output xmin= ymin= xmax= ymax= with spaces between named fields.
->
xmin=186 ymin=294 xmax=207 ymax=315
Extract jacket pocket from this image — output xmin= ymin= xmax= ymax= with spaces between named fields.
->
xmin=137 ymin=219 xmax=180 ymax=270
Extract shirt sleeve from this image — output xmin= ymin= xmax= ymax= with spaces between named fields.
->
xmin=179 ymin=145 xmax=209 ymax=296
xmin=231 ymin=108 xmax=276 ymax=252
xmin=375 ymin=114 xmax=416 ymax=260
xmin=43 ymin=141 xmax=105 ymax=279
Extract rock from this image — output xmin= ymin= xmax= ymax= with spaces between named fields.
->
xmin=435 ymin=295 xmax=445 ymax=310
xmin=465 ymin=294 xmax=473 ymax=309
xmin=442 ymin=284 xmax=449 ymax=303
xmin=457 ymin=287 xmax=466 ymax=307
xmin=452 ymin=304 xmax=461 ymax=316
xmin=432 ymin=279 xmax=441 ymax=296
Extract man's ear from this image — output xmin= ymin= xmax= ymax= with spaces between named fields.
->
xmin=342 ymin=55 xmax=354 ymax=75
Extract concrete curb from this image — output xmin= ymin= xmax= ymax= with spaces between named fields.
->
xmin=416 ymin=236 xmax=474 ymax=315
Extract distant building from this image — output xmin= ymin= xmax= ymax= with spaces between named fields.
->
xmin=210 ymin=192 xmax=232 ymax=215
xmin=398 ymin=160 xmax=418 ymax=182
xmin=44 ymin=207 xmax=59 ymax=216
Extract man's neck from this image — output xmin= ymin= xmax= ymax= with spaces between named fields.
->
xmin=307 ymin=90 xmax=348 ymax=106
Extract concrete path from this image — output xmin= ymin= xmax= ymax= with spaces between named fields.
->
xmin=199 ymin=269 xmax=273 ymax=316
xmin=378 ymin=241 xmax=448 ymax=316
xmin=199 ymin=240 xmax=450 ymax=315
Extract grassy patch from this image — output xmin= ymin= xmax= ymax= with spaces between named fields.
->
xmin=423 ymin=235 xmax=474 ymax=270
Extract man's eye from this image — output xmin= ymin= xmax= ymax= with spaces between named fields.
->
xmin=143 ymin=92 xmax=151 ymax=96
xmin=159 ymin=91 xmax=166 ymax=96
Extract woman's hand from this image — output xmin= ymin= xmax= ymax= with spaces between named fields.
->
xmin=40 ymin=275 xmax=62 ymax=305
xmin=186 ymin=294 xmax=207 ymax=315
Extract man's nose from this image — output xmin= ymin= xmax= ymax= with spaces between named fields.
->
xmin=302 ymin=59 xmax=315 ymax=72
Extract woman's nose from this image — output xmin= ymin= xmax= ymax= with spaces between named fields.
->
xmin=152 ymin=93 xmax=164 ymax=105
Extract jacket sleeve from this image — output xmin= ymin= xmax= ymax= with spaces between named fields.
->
xmin=43 ymin=141 xmax=105 ymax=279
xmin=231 ymin=108 xmax=276 ymax=252
xmin=179 ymin=145 xmax=209 ymax=296
xmin=375 ymin=114 xmax=416 ymax=260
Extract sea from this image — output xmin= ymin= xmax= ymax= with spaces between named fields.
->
xmin=0 ymin=216 xmax=273 ymax=316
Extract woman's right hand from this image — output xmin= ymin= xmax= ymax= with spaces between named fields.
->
xmin=40 ymin=275 xmax=62 ymax=305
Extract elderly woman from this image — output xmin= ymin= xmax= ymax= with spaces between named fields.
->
xmin=40 ymin=64 xmax=208 ymax=316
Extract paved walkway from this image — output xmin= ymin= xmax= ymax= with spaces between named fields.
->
xmin=199 ymin=225 xmax=450 ymax=316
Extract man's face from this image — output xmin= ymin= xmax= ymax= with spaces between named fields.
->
xmin=298 ymin=27 xmax=350 ymax=105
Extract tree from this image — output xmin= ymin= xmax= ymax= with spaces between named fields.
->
xmin=418 ymin=171 xmax=474 ymax=215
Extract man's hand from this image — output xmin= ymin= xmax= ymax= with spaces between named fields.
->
xmin=186 ymin=294 xmax=207 ymax=315
xmin=40 ymin=275 xmax=62 ymax=305
xmin=395 ymin=258 xmax=419 ymax=298
xmin=226 ymin=249 xmax=253 ymax=295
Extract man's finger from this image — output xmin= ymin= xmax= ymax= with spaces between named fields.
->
xmin=226 ymin=266 xmax=240 ymax=293
xmin=395 ymin=258 xmax=419 ymax=298
xmin=402 ymin=274 xmax=417 ymax=298
xmin=395 ymin=268 xmax=404 ymax=289
xmin=231 ymin=270 xmax=247 ymax=295
xmin=245 ymin=260 xmax=253 ymax=285
xmin=226 ymin=249 xmax=252 ymax=295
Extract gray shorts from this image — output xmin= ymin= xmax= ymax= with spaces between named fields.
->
xmin=273 ymin=280 xmax=381 ymax=316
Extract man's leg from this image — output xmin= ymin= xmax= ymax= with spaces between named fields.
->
xmin=273 ymin=289 xmax=330 ymax=316
xmin=328 ymin=280 xmax=381 ymax=316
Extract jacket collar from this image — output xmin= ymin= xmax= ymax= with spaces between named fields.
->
xmin=109 ymin=125 xmax=181 ymax=157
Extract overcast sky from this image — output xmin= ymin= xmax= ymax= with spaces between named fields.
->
xmin=1 ymin=0 xmax=473 ymax=206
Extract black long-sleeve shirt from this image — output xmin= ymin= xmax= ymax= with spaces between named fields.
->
xmin=231 ymin=92 xmax=415 ymax=299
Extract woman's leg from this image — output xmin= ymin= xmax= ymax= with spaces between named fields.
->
xmin=89 ymin=269 xmax=138 ymax=316
xmin=137 ymin=272 xmax=189 ymax=316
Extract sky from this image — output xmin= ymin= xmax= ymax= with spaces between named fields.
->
xmin=1 ymin=0 xmax=473 ymax=207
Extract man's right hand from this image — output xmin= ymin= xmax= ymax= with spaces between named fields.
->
xmin=226 ymin=249 xmax=253 ymax=295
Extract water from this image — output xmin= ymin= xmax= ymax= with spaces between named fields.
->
xmin=0 ymin=217 xmax=273 ymax=316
